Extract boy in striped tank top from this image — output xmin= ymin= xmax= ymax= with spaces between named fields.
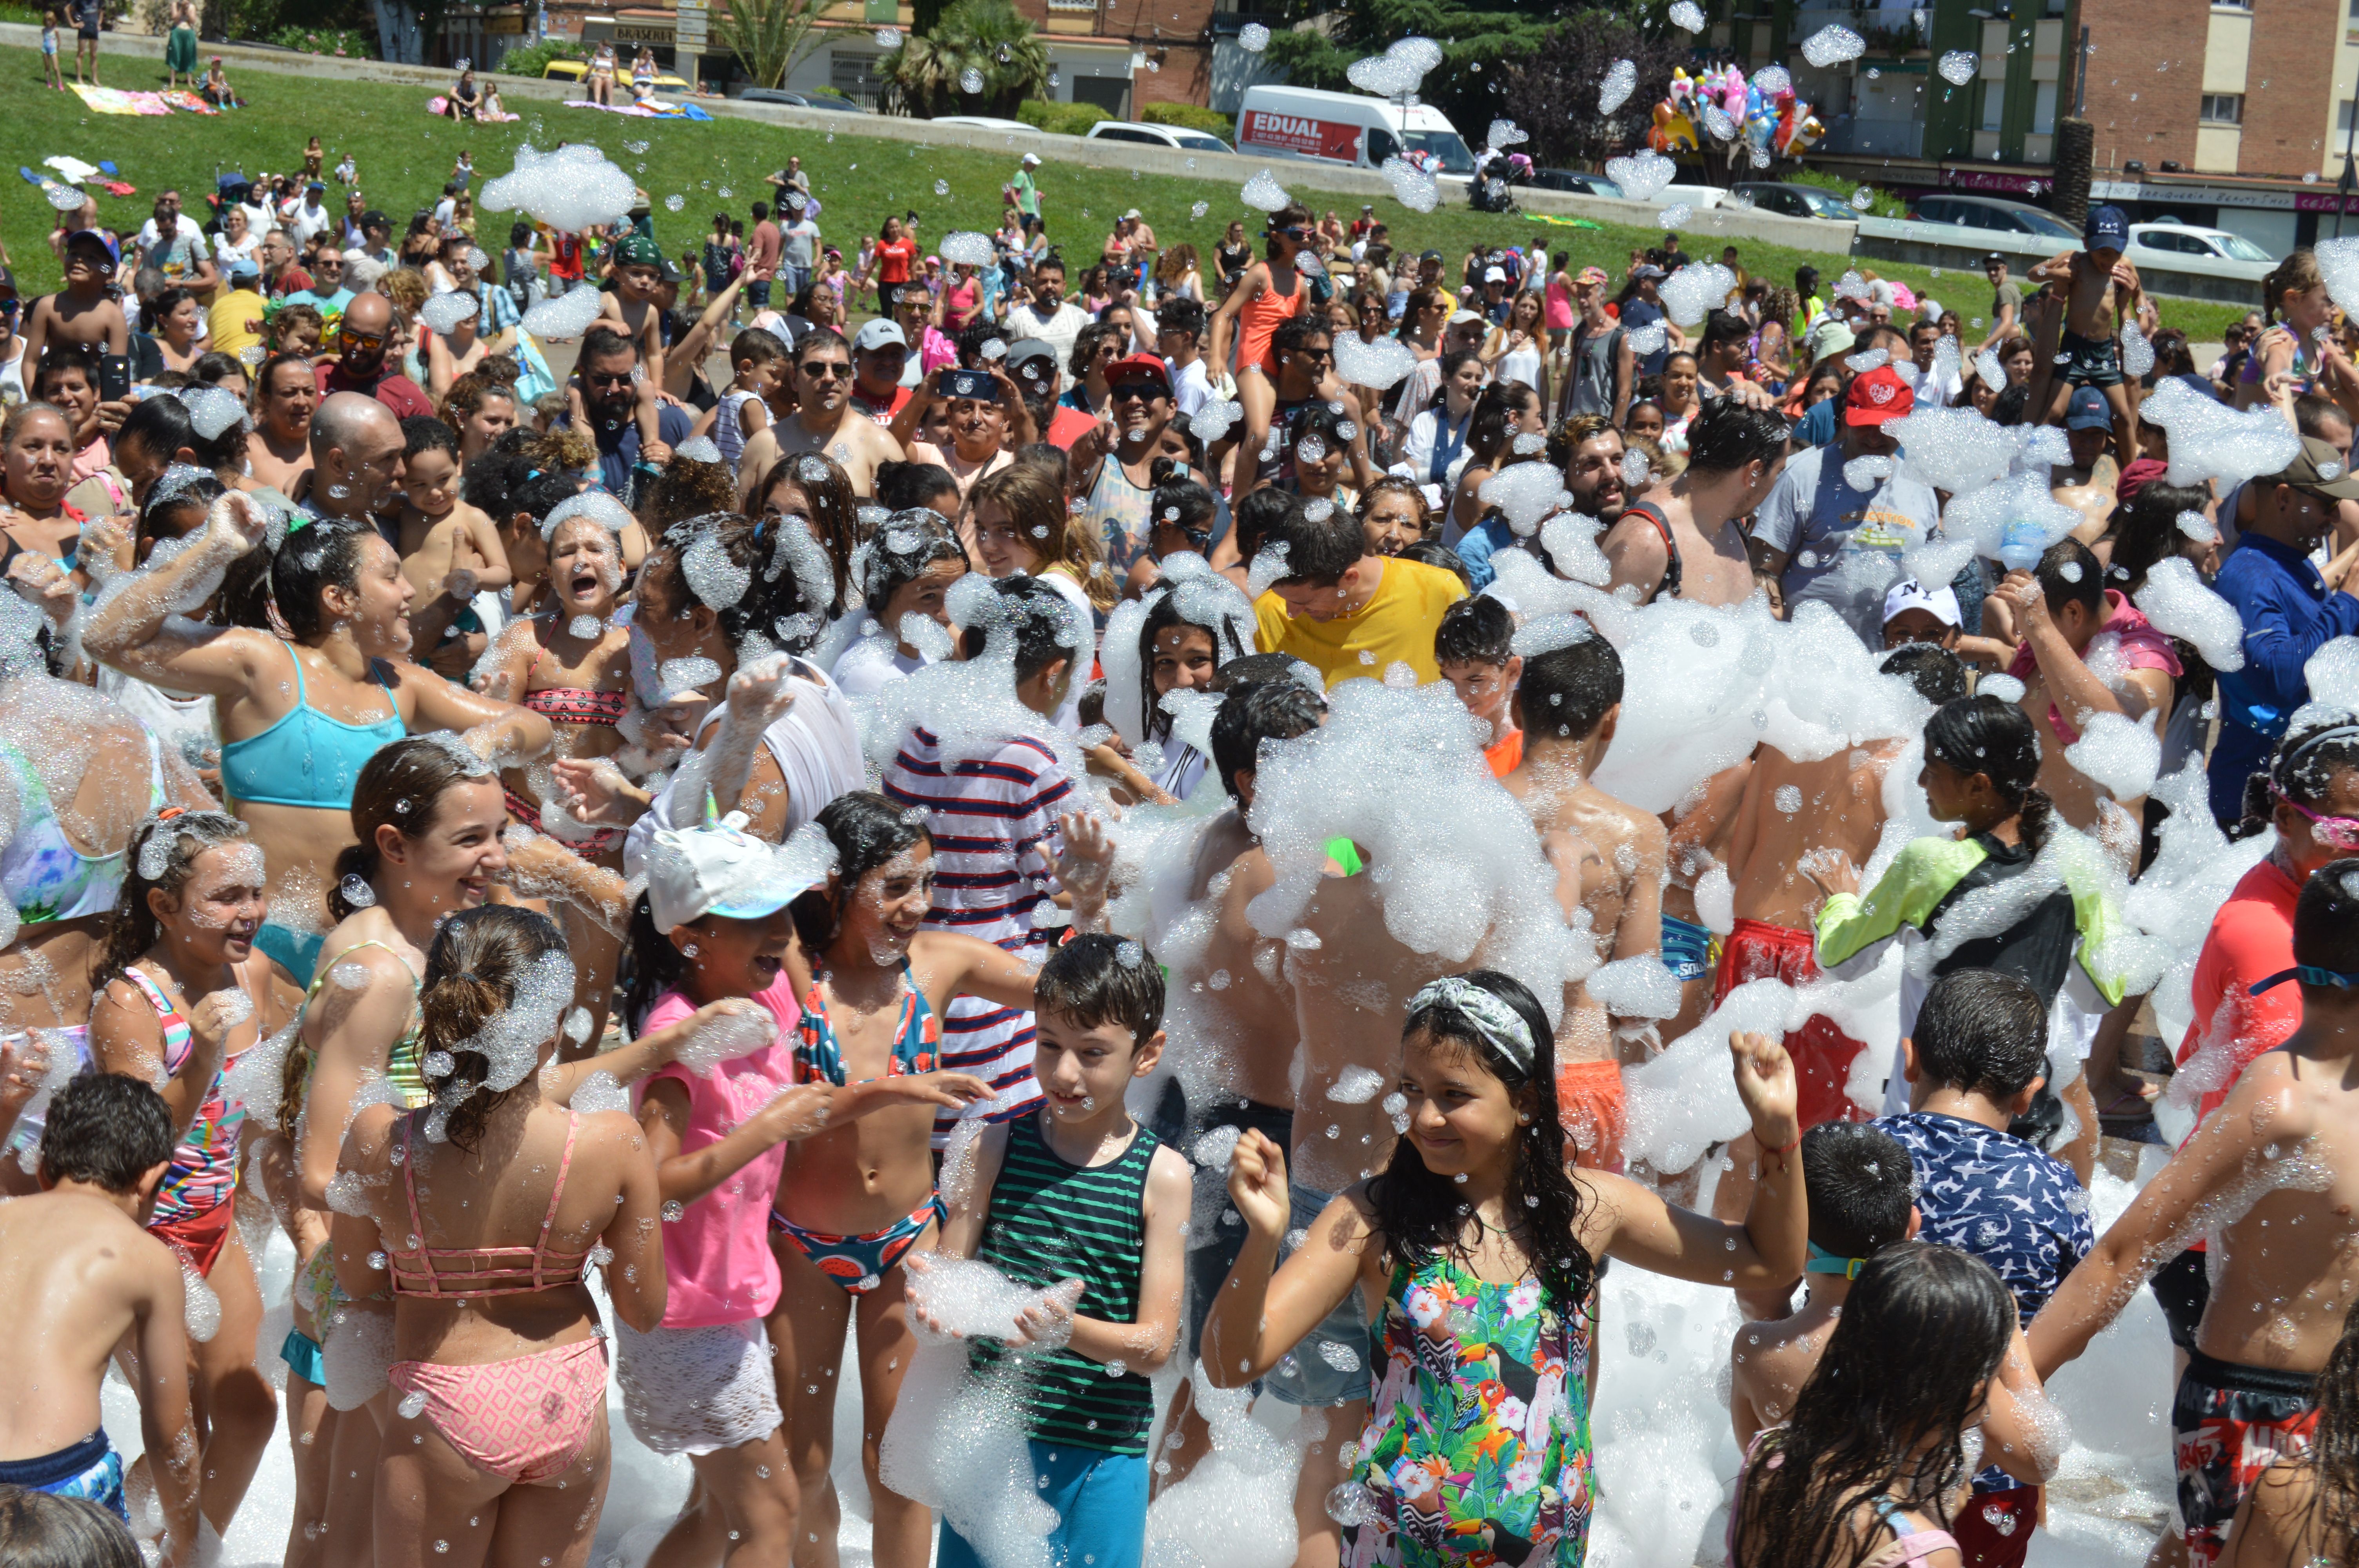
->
xmin=927 ymin=934 xmax=1193 ymax=1568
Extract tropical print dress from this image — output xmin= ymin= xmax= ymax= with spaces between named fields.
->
xmin=1342 ymin=1252 xmax=1594 ymax=1568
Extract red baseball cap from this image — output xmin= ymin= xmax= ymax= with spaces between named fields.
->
xmin=1105 ymin=353 xmax=1172 ymax=394
xmin=1844 ymin=365 xmax=1915 ymax=425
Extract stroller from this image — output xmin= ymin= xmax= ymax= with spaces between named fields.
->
xmin=1469 ymin=151 xmax=1532 ymax=214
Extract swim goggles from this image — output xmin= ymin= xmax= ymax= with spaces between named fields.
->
xmin=1804 ymin=1242 xmax=1870 ymax=1280
xmin=2251 ymin=966 xmax=2359 ymax=995
xmin=2273 ymin=786 xmax=2359 ymax=855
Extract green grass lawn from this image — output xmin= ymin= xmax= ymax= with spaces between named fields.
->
xmin=0 ymin=42 xmax=2246 ymax=345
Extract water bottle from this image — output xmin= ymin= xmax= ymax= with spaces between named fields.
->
xmin=1998 ymin=518 xmax=2046 ymax=572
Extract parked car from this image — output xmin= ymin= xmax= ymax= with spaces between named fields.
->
xmin=738 ymin=87 xmax=868 ymax=112
xmin=1530 ymin=168 xmax=1623 ymax=198
xmin=1730 ymin=181 xmax=1858 ymax=220
xmin=1903 ymin=193 xmax=2082 ymax=245
xmin=929 ymin=115 xmax=1044 ymax=134
xmin=2125 ymin=222 xmax=2276 ymax=283
xmin=1234 ymin=84 xmax=1476 ymax=180
xmin=544 ymin=58 xmax=692 ymax=93
xmin=1085 ymin=120 xmax=1232 ymax=155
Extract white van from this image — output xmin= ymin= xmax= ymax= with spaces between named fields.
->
xmin=1234 ymin=85 xmax=1476 ymax=180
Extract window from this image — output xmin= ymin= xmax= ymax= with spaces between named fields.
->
xmin=1979 ymin=80 xmax=2006 ymax=133
xmin=2033 ymin=79 xmax=2057 ymax=135
xmin=2342 ymin=99 xmax=2357 ymax=134
xmin=2201 ymin=94 xmax=2244 ymax=124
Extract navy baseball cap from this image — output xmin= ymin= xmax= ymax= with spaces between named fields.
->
xmin=2085 ymin=205 xmax=2129 ymax=252
xmin=2066 ymin=386 xmax=2114 ymax=431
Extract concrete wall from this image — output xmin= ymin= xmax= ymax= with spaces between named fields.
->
xmin=1850 ymin=216 xmax=2263 ymax=305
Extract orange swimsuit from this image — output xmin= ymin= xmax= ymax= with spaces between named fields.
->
xmin=1236 ymin=270 xmax=1307 ymax=376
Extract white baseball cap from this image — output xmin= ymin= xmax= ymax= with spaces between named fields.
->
xmin=1881 ymin=578 xmax=1961 ymax=630
xmin=1483 ymin=266 xmax=1507 ymax=283
xmin=647 ymin=813 xmax=837 ymax=931
xmin=853 ymin=318 xmax=908 ymax=353
xmin=1021 ymin=152 xmax=1041 ymax=166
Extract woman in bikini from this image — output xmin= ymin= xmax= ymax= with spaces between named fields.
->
xmin=87 ymin=505 xmax=552 ymax=984
xmin=769 ymin=791 xmax=1109 ymax=1568
xmin=586 ymin=40 xmax=617 ymax=105
xmin=88 ymin=809 xmax=303 ymax=1540
xmin=473 ymin=496 xmax=635 ymax=1051
xmin=1206 ymin=200 xmax=1314 ymax=492
xmin=328 ymin=904 xmax=666 ymax=1568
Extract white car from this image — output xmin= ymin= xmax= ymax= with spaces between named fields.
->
xmin=929 ymin=116 xmax=1045 ymax=135
xmin=2125 ymin=223 xmax=2277 ymax=284
xmin=1085 ymin=120 xmax=1233 ymax=155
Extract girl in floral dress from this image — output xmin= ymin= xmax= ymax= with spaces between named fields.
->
xmin=1207 ymin=970 xmax=1806 ymax=1568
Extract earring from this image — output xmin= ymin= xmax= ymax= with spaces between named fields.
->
xmin=1518 ymin=1112 xmax=1531 ymax=1125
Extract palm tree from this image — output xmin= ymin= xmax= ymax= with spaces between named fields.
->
xmin=712 ymin=0 xmax=831 ymax=91
xmin=878 ymin=0 xmax=1048 ymax=118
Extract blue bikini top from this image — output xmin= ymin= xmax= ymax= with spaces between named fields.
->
xmin=219 ymin=638 xmax=406 ymax=810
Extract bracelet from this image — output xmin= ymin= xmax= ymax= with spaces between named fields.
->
xmin=1760 ymin=1131 xmax=1801 ymax=1173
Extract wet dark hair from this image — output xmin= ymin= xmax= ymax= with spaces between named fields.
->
xmin=1149 ymin=477 xmax=1218 ymax=553
xmin=94 ymin=809 xmax=252 ymax=997
xmin=1466 ymin=381 xmax=1539 ymax=469
xmin=2103 ymin=481 xmax=2211 ymax=596
xmin=2295 ymin=859 xmax=2359 ymax=983
xmin=271 ymin=516 xmax=376 ymax=642
xmin=401 ymin=414 xmax=459 ymax=463
xmin=751 ymin=452 xmax=859 ymax=614
xmin=1912 ymin=968 xmax=2048 ymax=1099
xmin=622 ymin=892 xmax=688 ymax=1036
xmin=40 ymin=1072 xmax=176 ymax=1193
xmin=1136 ymin=577 xmax=1248 ymax=742
xmin=1435 ymin=591 xmax=1515 ymax=668
xmin=874 ymin=460 xmax=959 ymax=516
xmin=2034 ymin=537 xmax=2104 ymax=619
xmin=646 ymin=511 xmax=829 ymax=658
xmin=1210 ymin=677 xmax=1326 ymax=802
xmin=1158 ymin=296 xmax=1205 ymax=340
xmin=418 ymin=904 xmax=570 ymax=1151
xmin=729 ymin=326 xmax=788 ymax=368
xmin=112 ymin=391 xmax=196 ymax=470
xmin=1425 ymin=348 xmax=1483 ymax=411
xmin=1735 ymin=1243 xmax=2013 ymax=1568
xmin=1264 ymin=493 xmax=1364 ymax=583
xmin=1877 ymin=643 xmax=1968 ymax=706
xmin=1923 ymin=695 xmax=2054 ymax=851
xmin=789 ymin=791 xmax=934 ymax=957
xmin=1036 ymin=932 xmax=1165 ymax=1044
xmin=461 ymin=429 xmax=587 ymax=530
xmin=2269 ymin=716 xmax=2359 ymax=815
xmin=329 ymin=737 xmax=499 ymax=921
xmin=1514 ymin=632 xmax=1622 ymax=741
xmin=0 ymin=1485 xmax=142 ymax=1568
xmin=1373 ymin=969 xmax=1591 ymax=1310
xmin=861 ymin=508 xmax=967 ymax=622
xmin=1683 ymin=401 xmax=1790 ymax=477
xmin=1230 ymin=485 xmax=1296 ymax=565
xmin=1003 ymin=574 xmax=1085 ymax=685
xmin=1397 ymin=538 xmax=1469 ymax=586
xmin=954 ymin=319 xmax=1010 ymax=366
xmin=2291 ymin=1296 xmax=2359 ymax=1564
xmin=1802 ymin=1122 xmax=1915 ymax=1260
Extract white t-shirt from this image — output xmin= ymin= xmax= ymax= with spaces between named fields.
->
xmin=830 ymin=619 xmax=928 ymax=697
xmin=1169 ymin=357 xmax=1212 ymax=418
xmin=0 ymin=341 xmax=24 ymax=409
xmin=1007 ymin=299 xmax=1089 ymax=368
xmin=290 ymin=201 xmax=331 ymax=247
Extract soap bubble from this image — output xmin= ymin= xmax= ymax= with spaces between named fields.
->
xmin=1240 ymin=169 xmax=1292 ymax=211
xmin=1801 ymin=24 xmax=1866 ymax=66
xmin=1668 ymin=0 xmax=1705 ymax=28
xmin=1605 ymin=149 xmax=1677 ymax=205
xmin=959 ymin=67 xmax=985 ymax=94
xmin=1939 ymin=49 xmax=1979 ymax=85
xmin=1239 ymin=20 xmax=1269 ymax=49
xmin=1599 ymin=58 xmax=1637 ymax=116
xmin=875 ymin=25 xmax=900 ymax=45
xmin=1379 ymin=156 xmax=1439 ymax=213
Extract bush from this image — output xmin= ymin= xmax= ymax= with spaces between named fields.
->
xmin=496 ymin=37 xmax=589 ymax=77
xmin=1141 ymin=102 xmax=1231 ymax=136
xmin=1788 ymin=166 xmax=1905 ymax=219
xmin=265 ymin=22 xmax=373 ymax=54
xmin=1016 ymin=98 xmax=1108 ymax=135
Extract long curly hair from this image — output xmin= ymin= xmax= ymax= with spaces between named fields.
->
xmin=788 ymin=791 xmax=932 ymax=957
xmin=1367 ymin=969 xmax=1592 ymax=1312
xmin=93 ymin=810 xmax=252 ymax=995
xmin=1733 ymin=1243 xmax=2014 ymax=1568
xmin=2290 ymin=1297 xmax=2359 ymax=1565
xmin=417 ymin=904 xmax=569 ymax=1151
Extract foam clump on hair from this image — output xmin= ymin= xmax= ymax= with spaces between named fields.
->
xmin=449 ymin=947 xmax=576 ymax=1092
xmin=522 ymin=283 xmax=607 ymax=342
xmin=2141 ymin=376 xmax=2301 ymax=490
xmin=1480 ymin=463 xmax=1567 ymax=537
xmin=540 ymin=490 xmax=631 ymax=543
xmin=2134 ymin=557 xmax=2245 ymax=671
xmin=418 ymin=292 xmax=479 ymax=336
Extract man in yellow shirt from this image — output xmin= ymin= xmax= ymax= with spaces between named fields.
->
xmin=1251 ymin=494 xmax=1466 ymax=687
xmin=206 ymin=258 xmax=266 ymax=360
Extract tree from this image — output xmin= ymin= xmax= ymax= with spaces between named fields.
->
xmin=712 ymin=0 xmax=832 ymax=91
xmin=1496 ymin=11 xmax=1696 ymax=171
xmin=878 ymin=0 xmax=1047 ymax=118
xmin=1259 ymin=0 xmax=1563 ymax=146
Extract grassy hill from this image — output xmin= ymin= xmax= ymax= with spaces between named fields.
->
xmin=0 ymin=44 xmax=2244 ymax=344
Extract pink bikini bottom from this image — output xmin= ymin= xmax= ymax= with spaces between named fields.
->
xmin=387 ymin=1336 xmax=608 ymax=1485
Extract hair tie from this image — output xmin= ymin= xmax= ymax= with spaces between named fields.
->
xmin=156 ymin=806 xmax=186 ymax=822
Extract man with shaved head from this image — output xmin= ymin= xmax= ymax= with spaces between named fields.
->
xmin=314 ymin=290 xmax=431 ymax=419
xmin=302 ymin=391 xmax=406 ymax=535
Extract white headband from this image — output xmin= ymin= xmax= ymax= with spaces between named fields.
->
xmin=1407 ymin=976 xmax=1535 ymax=1072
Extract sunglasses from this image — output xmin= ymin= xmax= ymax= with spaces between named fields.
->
xmin=800 ymin=361 xmax=851 ymax=381
xmin=2276 ymin=786 xmax=2359 ymax=853
xmin=339 ymin=328 xmax=385 ymax=350
xmin=585 ymin=369 xmax=635 ymax=388
xmin=1107 ymin=381 xmax=1165 ymax=401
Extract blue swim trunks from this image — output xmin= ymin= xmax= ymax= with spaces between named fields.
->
xmin=1660 ymin=912 xmax=1714 ymax=983
xmin=0 ymin=1428 xmax=127 ymax=1521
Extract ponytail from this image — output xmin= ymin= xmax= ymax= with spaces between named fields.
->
xmin=2017 ymin=785 xmax=2055 ymax=853
xmin=622 ymin=892 xmax=689 ymax=1037
xmin=333 ymin=737 xmax=499 ymax=921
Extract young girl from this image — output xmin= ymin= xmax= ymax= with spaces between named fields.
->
xmin=303 ymin=136 xmax=324 ymax=180
xmin=1208 ymin=969 xmax=1805 ymax=1568
xmin=1809 ymin=695 xmax=2132 ymax=1175
xmin=2224 ymin=1296 xmax=2359 ymax=1568
xmin=771 ymin=791 xmax=1108 ymax=1568
xmin=1207 ymin=202 xmax=1314 ymax=484
xmin=970 ymin=463 xmax=1110 ymax=731
xmin=1726 ymin=1244 xmax=2023 ymax=1568
xmin=828 ymin=511 xmax=967 ymax=700
xmin=474 ymin=501 xmax=634 ymax=1049
xmin=329 ymin=905 xmax=667 ymax=1568
xmin=1103 ymin=560 xmax=1254 ymax=804
xmin=41 ymin=10 xmax=64 ymax=90
xmin=613 ymin=812 xmax=841 ymax=1567
xmin=88 ymin=809 xmax=304 ymax=1537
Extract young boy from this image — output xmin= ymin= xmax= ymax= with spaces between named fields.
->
xmin=1882 ymin=967 xmax=2092 ymax=1563
xmin=1434 ymin=593 xmax=1523 ymax=777
xmin=711 ymin=325 xmax=785 ymax=474
xmin=1501 ymin=630 xmax=1665 ymax=1172
xmin=0 ymin=1074 xmax=201 ymax=1557
xmin=1729 ymin=1120 xmax=1918 ymax=1442
xmin=598 ymin=232 xmax=671 ymax=461
xmin=1879 ymin=577 xmax=2013 ymax=672
xmin=932 ymin=933 xmax=1193 ymax=1568
xmin=2031 ymin=863 xmax=2359 ymax=1568
xmin=20 ymin=229 xmax=130 ymax=372
xmin=1156 ymin=296 xmax=1211 ymax=419
xmin=2029 ymin=205 xmax=2143 ymax=465
xmin=393 ymin=416 xmax=512 ymax=670
xmin=1251 ymin=495 xmax=1465 ymax=689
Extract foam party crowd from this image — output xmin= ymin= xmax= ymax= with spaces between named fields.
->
xmin=5 ymin=46 xmax=2359 ymax=1568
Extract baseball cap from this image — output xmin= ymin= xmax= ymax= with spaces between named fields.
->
xmin=2065 ymin=385 xmax=2114 ymax=431
xmin=1843 ymin=365 xmax=1915 ymax=425
xmin=1806 ymin=318 xmax=1856 ymax=361
xmin=852 ymin=318 xmax=908 ymax=353
xmin=1575 ymin=266 xmax=1609 ymax=288
xmin=1021 ymin=152 xmax=1041 ymax=165
xmin=614 ymin=232 xmax=665 ymax=270
xmin=307 ymin=181 xmax=325 ymax=194
xmin=1419 ymin=249 xmax=1444 ymax=263
xmin=2085 ymin=205 xmax=2129 ymax=253
xmin=1123 ymin=208 xmax=1143 ymax=221
xmin=360 ymin=209 xmax=389 ymax=230
xmin=1006 ymin=339 xmax=1058 ymax=381
xmin=1447 ymin=309 xmax=1485 ymax=327
xmin=1982 ymin=251 xmax=2008 ymax=269
xmin=2263 ymin=436 xmax=2359 ymax=503
xmin=225 ymin=257 xmax=260 ymax=282
xmin=1483 ymin=266 xmax=1506 ymax=283
xmin=1360 ymin=203 xmax=1374 ymax=212
xmin=645 ymin=811 xmax=836 ymax=931
xmin=64 ymin=229 xmax=118 ymax=265
xmin=1632 ymin=263 xmax=1666 ymax=281
xmin=1882 ymin=578 xmax=1961 ymax=630
xmin=1105 ymin=353 xmax=1171 ymax=392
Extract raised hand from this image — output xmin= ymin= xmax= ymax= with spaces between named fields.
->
xmin=1226 ymin=1127 xmax=1291 ymax=1241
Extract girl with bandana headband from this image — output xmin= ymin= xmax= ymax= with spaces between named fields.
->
xmin=1203 ymin=967 xmax=1804 ymax=1568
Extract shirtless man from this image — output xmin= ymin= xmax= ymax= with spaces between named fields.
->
xmin=736 ymin=326 xmax=903 ymax=504
xmin=2028 ymin=205 xmax=2143 ymax=466
xmin=1708 ymin=643 xmax=1971 ymax=1221
xmin=1600 ymin=401 xmax=1787 ymax=607
xmin=2051 ymin=387 xmax=2121 ymax=544
xmin=2029 ymin=865 xmax=2359 ymax=1568
xmin=1151 ymin=675 xmax=1325 ymax=1498
xmin=0 ymin=1073 xmax=201 ymax=1564
xmin=1501 ymin=631 xmax=1666 ymax=1174
xmin=1550 ymin=413 xmax=1629 ymax=535
xmin=596 ymin=232 xmax=672 ymax=463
